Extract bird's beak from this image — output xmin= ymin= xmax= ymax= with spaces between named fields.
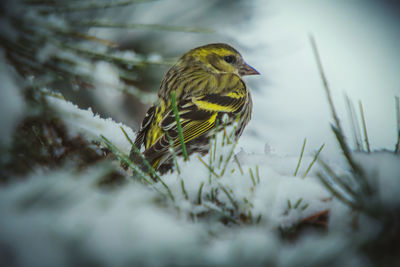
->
xmin=239 ymin=62 xmax=260 ymax=76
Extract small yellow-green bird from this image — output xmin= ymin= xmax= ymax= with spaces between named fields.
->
xmin=131 ymin=43 xmax=259 ymax=174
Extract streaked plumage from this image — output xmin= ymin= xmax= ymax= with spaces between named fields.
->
xmin=131 ymin=43 xmax=259 ymax=174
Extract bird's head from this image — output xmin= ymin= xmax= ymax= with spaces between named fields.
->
xmin=181 ymin=43 xmax=260 ymax=77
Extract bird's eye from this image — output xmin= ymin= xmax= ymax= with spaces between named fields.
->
xmin=224 ymin=55 xmax=236 ymax=64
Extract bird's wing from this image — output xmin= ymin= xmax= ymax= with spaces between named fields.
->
xmin=133 ymin=105 xmax=156 ymax=149
xmin=159 ymin=91 xmax=247 ymax=147
xmin=143 ymin=80 xmax=248 ymax=168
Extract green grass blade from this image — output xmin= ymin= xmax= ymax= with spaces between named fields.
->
xmin=170 ymin=91 xmax=188 ymax=161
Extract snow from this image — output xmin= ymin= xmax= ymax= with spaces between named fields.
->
xmin=46 ymin=95 xmax=134 ymax=154
xmin=1 ymin=0 xmax=400 ymax=266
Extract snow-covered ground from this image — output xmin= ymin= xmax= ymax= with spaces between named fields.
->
xmin=1 ymin=1 xmax=400 ymax=266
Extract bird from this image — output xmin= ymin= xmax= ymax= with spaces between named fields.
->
xmin=130 ymin=43 xmax=259 ymax=174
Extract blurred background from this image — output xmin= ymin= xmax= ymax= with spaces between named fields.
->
xmin=2 ymin=0 xmax=399 ymax=156
xmin=1 ymin=1 xmax=400 ymax=266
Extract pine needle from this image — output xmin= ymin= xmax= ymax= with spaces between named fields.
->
xmin=212 ymin=118 xmax=219 ymax=162
xmin=294 ymin=138 xmax=307 ymax=176
xmin=197 ymin=156 xmax=220 ymax=178
xmin=181 ymin=179 xmax=189 ymax=200
xmin=317 ymin=173 xmax=359 ymax=210
xmin=43 ymin=0 xmax=154 ymax=13
xmin=302 ymin=143 xmax=325 ymax=178
xmin=167 ymin=94 xmax=190 ymax=162
xmin=301 ymin=203 xmax=309 ymax=211
xmin=197 ymin=182 xmax=205 ymax=205
xmin=318 ymin=158 xmax=359 ymax=200
xmin=170 ymin=91 xmax=188 ymax=160
xmin=73 ymin=21 xmax=213 ymax=33
xmin=249 ymin=168 xmax=256 ymax=187
xmin=120 ymin=126 xmax=134 ymax=146
xmin=309 ymin=35 xmax=344 ymax=135
xmin=100 ymin=135 xmax=152 ymax=184
xmin=294 ymin=198 xmax=303 ymax=209
xmin=255 ymin=165 xmax=260 ymax=184
xmin=167 ymin=133 xmax=180 ymax=175
xmin=220 ymin=185 xmax=238 ymax=210
xmin=234 ymin=155 xmax=244 ymax=175
xmin=359 ymin=101 xmax=370 ymax=153
xmin=395 ymin=96 xmax=400 ymax=153
xmin=128 ymin=135 xmax=175 ymax=201
xmin=344 ymin=95 xmax=363 ymax=151
xmin=220 ymin=139 xmax=239 ymax=177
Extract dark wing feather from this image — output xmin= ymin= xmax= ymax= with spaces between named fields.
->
xmin=134 ymin=105 xmax=156 ymax=149
xmin=142 ymin=77 xmax=250 ymax=172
